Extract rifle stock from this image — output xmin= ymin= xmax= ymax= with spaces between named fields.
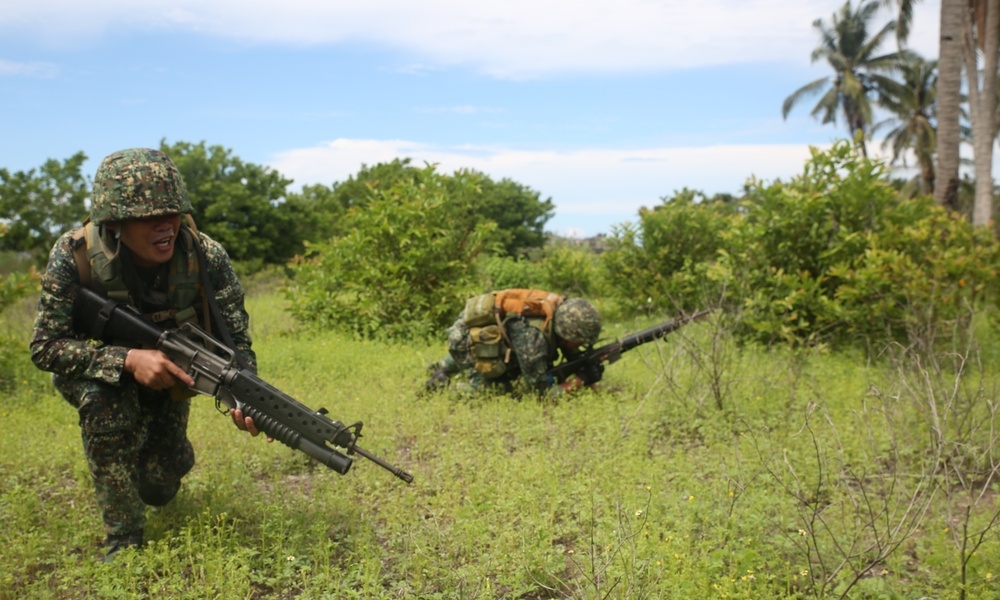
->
xmin=549 ymin=308 xmax=711 ymax=384
xmin=75 ymin=286 xmax=413 ymax=484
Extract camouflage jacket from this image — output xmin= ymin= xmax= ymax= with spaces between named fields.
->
xmin=30 ymin=229 xmax=256 ymax=384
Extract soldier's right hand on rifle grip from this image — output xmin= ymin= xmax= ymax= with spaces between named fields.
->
xmin=124 ymin=348 xmax=195 ymax=391
xmin=559 ymin=376 xmax=585 ymax=393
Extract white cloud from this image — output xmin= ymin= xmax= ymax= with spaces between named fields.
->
xmin=2 ymin=1 xmax=942 ymax=76
xmin=416 ymin=105 xmax=503 ymax=115
xmin=0 ymin=59 xmax=58 ymax=77
xmin=270 ymin=138 xmax=830 ymax=237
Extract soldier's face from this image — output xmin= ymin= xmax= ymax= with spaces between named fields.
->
xmin=115 ymin=215 xmax=182 ymax=268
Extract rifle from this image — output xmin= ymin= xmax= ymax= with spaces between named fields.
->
xmin=549 ymin=309 xmax=712 ymax=385
xmin=74 ymin=286 xmax=413 ymax=484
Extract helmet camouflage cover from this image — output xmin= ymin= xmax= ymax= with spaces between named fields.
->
xmin=554 ymin=298 xmax=602 ymax=346
xmin=90 ymin=148 xmax=192 ymax=226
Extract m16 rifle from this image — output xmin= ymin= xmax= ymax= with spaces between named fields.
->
xmin=75 ymin=286 xmax=413 ymax=484
xmin=550 ymin=309 xmax=712 ymax=385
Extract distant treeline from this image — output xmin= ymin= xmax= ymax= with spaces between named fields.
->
xmin=2 ymin=140 xmax=997 ymax=356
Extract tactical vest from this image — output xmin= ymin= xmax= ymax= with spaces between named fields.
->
xmin=461 ymin=289 xmax=565 ymax=378
xmin=70 ymin=216 xmax=209 ymax=330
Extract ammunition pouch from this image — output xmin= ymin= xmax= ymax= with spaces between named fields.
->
xmin=468 ymin=324 xmax=508 ymax=378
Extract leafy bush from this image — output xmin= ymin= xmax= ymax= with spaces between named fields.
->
xmin=602 ymin=141 xmax=1000 ymax=351
xmin=162 ymin=140 xmax=301 ymax=266
xmin=313 ymin=157 xmax=554 ymax=257
xmin=475 ymin=254 xmax=545 ymax=291
xmin=0 ymin=228 xmax=41 ymax=390
xmin=831 ymin=207 xmax=1000 ymax=348
xmin=284 ymin=164 xmax=496 ymax=340
xmin=602 ymin=188 xmax=738 ymax=315
xmin=0 ymin=152 xmax=90 ymax=265
xmin=538 ymin=241 xmax=606 ymax=298
xmin=0 ymin=270 xmax=36 ymax=314
xmin=722 ymin=141 xmax=998 ymax=348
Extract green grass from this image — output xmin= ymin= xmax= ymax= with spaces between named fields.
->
xmin=2 ymin=291 xmax=1000 ymax=599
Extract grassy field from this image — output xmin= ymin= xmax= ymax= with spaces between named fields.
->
xmin=2 ymin=288 xmax=1000 ymax=599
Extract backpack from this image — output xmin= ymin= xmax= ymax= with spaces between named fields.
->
xmin=461 ymin=289 xmax=565 ymax=378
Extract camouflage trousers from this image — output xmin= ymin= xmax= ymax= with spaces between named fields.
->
xmin=53 ymin=375 xmax=195 ymax=536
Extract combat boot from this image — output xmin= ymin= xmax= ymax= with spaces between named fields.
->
xmin=424 ymin=366 xmax=450 ymax=392
xmin=103 ymin=530 xmax=143 ymax=562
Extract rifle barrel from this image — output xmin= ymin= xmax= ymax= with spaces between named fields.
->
xmin=619 ymin=309 xmax=711 ymax=352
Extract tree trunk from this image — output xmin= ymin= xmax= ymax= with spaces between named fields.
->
xmin=965 ymin=0 xmax=1000 ymax=226
xmin=920 ymin=153 xmax=936 ymax=193
xmin=935 ymin=0 xmax=965 ymax=211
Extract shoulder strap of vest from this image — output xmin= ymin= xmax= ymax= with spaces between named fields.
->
xmin=179 ymin=216 xmax=211 ymax=332
xmin=74 ymin=221 xmax=129 ymax=303
xmin=187 ymin=224 xmax=252 ymax=371
xmin=71 ymin=224 xmax=91 ymax=287
xmin=183 ymin=214 xmax=201 ymax=246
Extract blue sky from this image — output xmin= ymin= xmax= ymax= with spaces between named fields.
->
xmin=1 ymin=0 xmax=941 ymax=238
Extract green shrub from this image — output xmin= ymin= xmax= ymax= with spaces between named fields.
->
xmin=475 ymin=254 xmax=544 ymax=291
xmin=538 ymin=242 xmax=606 ymax=298
xmin=602 ymin=188 xmax=738 ymax=315
xmin=723 ymin=141 xmax=998 ymax=348
xmin=602 ymin=141 xmax=999 ymax=351
xmin=0 ymin=228 xmax=41 ymax=391
xmin=833 ymin=207 xmax=999 ymax=347
xmin=284 ymin=165 xmax=496 ymax=340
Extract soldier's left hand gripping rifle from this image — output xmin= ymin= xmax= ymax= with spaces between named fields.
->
xmin=75 ymin=286 xmax=413 ymax=484
xmin=549 ymin=308 xmax=713 ymax=386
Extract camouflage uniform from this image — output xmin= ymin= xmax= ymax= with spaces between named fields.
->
xmin=432 ymin=293 xmax=601 ymax=396
xmin=29 ymin=148 xmax=255 ymax=544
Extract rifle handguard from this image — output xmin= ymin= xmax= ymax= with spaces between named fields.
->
xmin=547 ymin=308 xmax=710 ymax=384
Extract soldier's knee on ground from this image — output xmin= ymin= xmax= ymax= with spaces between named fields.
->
xmin=138 ymin=438 xmax=194 ymax=506
xmin=137 ymin=478 xmax=181 ymax=506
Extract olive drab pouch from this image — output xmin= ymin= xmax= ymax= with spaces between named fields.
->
xmin=468 ymin=325 xmax=508 ymax=378
xmin=463 ymin=292 xmax=498 ymax=328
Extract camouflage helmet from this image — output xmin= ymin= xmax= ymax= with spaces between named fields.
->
xmin=90 ymin=148 xmax=192 ymax=226
xmin=553 ymin=298 xmax=602 ymax=346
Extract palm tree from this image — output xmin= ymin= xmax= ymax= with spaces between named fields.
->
xmin=963 ymin=0 xmax=1000 ymax=227
xmin=783 ymin=0 xmax=911 ymax=156
xmin=881 ymin=0 xmax=920 ymax=44
xmin=935 ymin=0 xmax=965 ymax=211
xmin=872 ymin=55 xmax=938 ymax=195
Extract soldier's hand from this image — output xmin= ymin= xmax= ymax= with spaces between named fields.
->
xmin=559 ymin=376 xmax=585 ymax=394
xmin=230 ymin=406 xmax=274 ymax=442
xmin=124 ymin=348 xmax=195 ymax=391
